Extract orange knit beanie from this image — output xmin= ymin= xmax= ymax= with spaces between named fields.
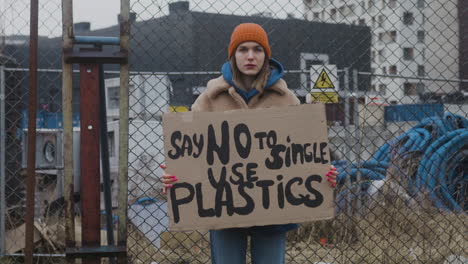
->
xmin=228 ymin=23 xmax=271 ymax=59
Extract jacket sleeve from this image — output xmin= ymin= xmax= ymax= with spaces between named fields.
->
xmin=286 ymin=89 xmax=301 ymax=106
xmin=191 ymin=92 xmax=211 ymax=112
xmin=280 ymin=79 xmax=301 ymax=106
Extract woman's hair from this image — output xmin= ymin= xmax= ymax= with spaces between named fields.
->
xmin=229 ymin=55 xmax=271 ymax=92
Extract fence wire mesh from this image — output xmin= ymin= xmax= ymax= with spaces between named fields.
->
xmin=0 ymin=0 xmax=467 ymax=263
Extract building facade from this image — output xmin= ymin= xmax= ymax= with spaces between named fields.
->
xmin=2 ymin=1 xmax=371 ymax=109
xmin=304 ymin=0 xmax=460 ymax=104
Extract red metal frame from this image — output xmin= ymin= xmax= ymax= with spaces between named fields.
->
xmin=79 ymin=63 xmax=101 ymax=264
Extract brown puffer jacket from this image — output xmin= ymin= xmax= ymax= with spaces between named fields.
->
xmin=190 ymin=75 xmax=302 ymax=232
xmin=191 ymin=76 xmax=300 ymax=112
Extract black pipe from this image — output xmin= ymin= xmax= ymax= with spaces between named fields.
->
xmin=98 ymin=64 xmax=116 ymax=264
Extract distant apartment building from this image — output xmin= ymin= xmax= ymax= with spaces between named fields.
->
xmin=304 ymin=0 xmax=460 ymax=104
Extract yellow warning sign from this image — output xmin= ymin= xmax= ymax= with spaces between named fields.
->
xmin=170 ymin=106 xmax=189 ymax=112
xmin=313 ymin=69 xmax=335 ymax=89
xmin=309 ymin=92 xmax=339 ymax=103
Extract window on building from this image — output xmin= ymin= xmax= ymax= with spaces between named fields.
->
xmin=389 ymin=65 xmax=397 ymax=74
xmin=416 ymin=82 xmax=425 ymax=93
xmin=331 ymin=8 xmax=337 ymax=19
xmin=378 ymin=49 xmax=385 ymax=63
xmin=349 ymin=4 xmax=355 ymax=16
xmin=417 ymin=0 xmax=425 ymax=8
xmin=371 ymin=16 xmax=376 ymax=27
xmin=389 ymin=31 xmax=397 ymax=42
xmin=370 ymin=84 xmax=377 ymax=92
xmin=371 ymin=51 xmax=376 ymax=62
xmin=368 ymin=0 xmax=374 ymax=10
xmin=107 ymin=86 xmax=120 ymax=109
xmin=404 ymin=82 xmax=418 ymax=96
xmin=418 ymin=65 xmax=425 ymax=76
xmin=339 ymin=6 xmax=345 ymax=18
xmin=403 ymin=48 xmax=414 ymax=60
xmin=378 ymin=15 xmax=384 ymax=27
xmin=417 ymin=31 xmax=425 ymax=43
xmin=403 ymin=12 xmax=414 ymax=25
xmin=389 ymin=0 xmax=397 ymax=8
xmin=108 ymin=131 xmax=115 ymax=157
xmin=313 ymin=12 xmax=320 ymax=19
xmin=379 ymin=84 xmax=387 ymax=95
xmin=382 ymin=66 xmax=387 ymax=74
xmin=421 ymin=48 xmax=426 ymax=60
xmin=378 ymin=32 xmax=384 ymax=41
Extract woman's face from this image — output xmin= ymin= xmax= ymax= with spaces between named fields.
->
xmin=234 ymin=41 xmax=265 ymax=76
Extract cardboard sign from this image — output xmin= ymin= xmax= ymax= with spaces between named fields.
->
xmin=162 ymin=104 xmax=334 ymax=231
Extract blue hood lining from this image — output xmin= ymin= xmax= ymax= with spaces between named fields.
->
xmin=221 ymin=58 xmax=285 ymax=103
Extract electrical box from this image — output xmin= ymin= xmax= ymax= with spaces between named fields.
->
xmin=22 ymin=129 xmax=63 ymax=169
xmin=22 ymin=128 xmax=81 ymax=192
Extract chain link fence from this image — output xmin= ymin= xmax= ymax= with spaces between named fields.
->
xmin=0 ymin=0 xmax=467 ymax=263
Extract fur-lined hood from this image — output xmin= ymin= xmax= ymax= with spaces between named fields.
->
xmin=191 ymin=75 xmax=300 ymax=112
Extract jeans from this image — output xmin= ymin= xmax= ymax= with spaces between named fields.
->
xmin=210 ymin=228 xmax=286 ymax=264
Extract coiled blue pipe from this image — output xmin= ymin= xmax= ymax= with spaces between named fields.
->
xmin=416 ymin=130 xmax=467 ymax=211
xmin=334 ymin=112 xmax=467 ymax=212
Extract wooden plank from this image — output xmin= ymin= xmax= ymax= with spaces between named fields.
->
xmin=5 ymin=224 xmax=40 ymax=253
xmin=33 ymin=221 xmax=57 ymax=251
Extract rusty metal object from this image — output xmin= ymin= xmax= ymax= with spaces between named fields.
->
xmin=80 ymin=63 xmax=101 ymax=264
xmin=24 ymin=0 xmax=39 ymax=262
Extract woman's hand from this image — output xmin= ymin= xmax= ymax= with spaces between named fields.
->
xmin=160 ymin=164 xmax=178 ymax=194
xmin=326 ymin=165 xmax=338 ymax=188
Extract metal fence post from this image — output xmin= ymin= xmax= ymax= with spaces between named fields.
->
xmin=343 ymin=68 xmax=353 ymax=222
xmin=117 ymin=1 xmax=130 ymax=263
xmin=353 ymin=69 xmax=362 ymax=214
xmin=0 ymin=65 xmax=5 ymax=256
xmin=61 ymin=1 xmax=76 ymax=263
xmin=25 ymin=0 xmax=39 ymax=262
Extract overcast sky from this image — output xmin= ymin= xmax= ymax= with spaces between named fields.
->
xmin=1 ymin=0 xmax=304 ymax=36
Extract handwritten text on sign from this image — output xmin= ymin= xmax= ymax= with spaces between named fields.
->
xmin=163 ymin=104 xmax=334 ymax=231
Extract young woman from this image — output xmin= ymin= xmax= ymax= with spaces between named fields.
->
xmin=161 ymin=23 xmax=338 ymax=264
